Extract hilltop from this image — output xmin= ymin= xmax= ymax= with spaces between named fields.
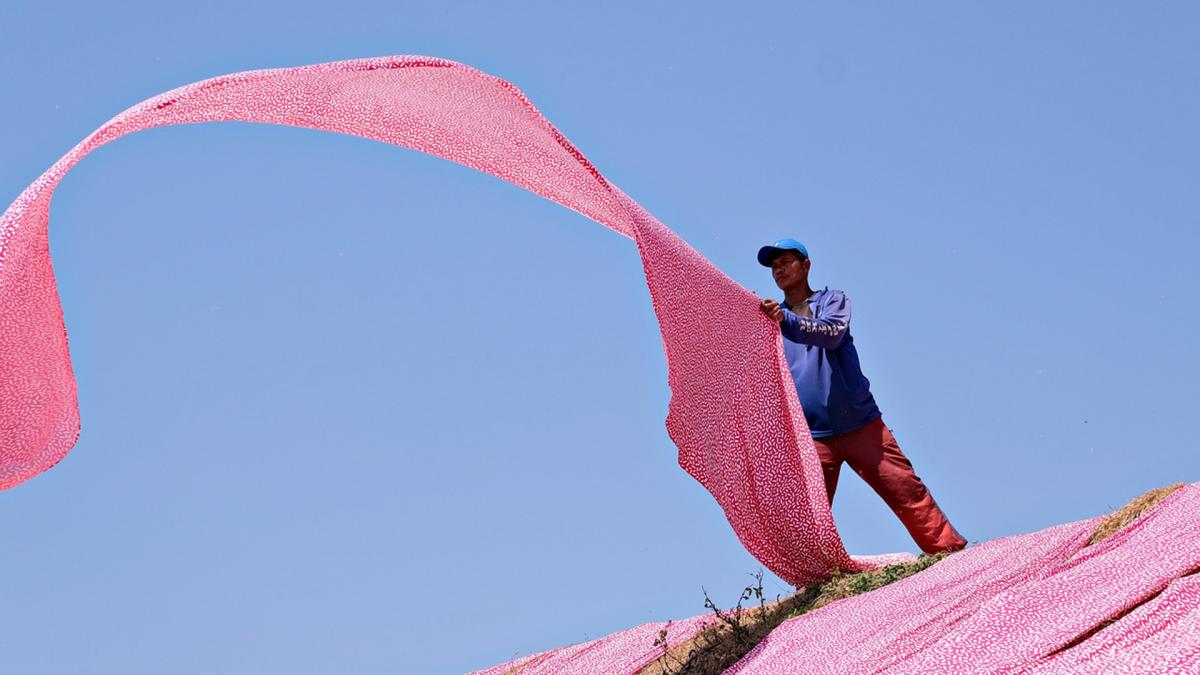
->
xmin=477 ymin=483 xmax=1193 ymax=674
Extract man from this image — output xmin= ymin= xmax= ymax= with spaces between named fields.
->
xmin=757 ymin=238 xmax=965 ymax=554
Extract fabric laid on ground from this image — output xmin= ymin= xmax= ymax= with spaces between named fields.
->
xmin=1027 ymin=573 xmax=1200 ymax=673
xmin=467 ymin=614 xmax=713 ymax=675
xmin=471 ymin=486 xmax=1200 ymax=673
xmin=900 ymin=483 xmax=1200 ymax=673
xmin=0 ymin=56 xmax=904 ymax=585
xmin=729 ymin=483 xmax=1200 ymax=674
xmin=725 ymin=517 xmax=1098 ymax=674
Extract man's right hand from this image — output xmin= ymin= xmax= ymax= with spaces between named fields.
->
xmin=760 ymin=298 xmax=784 ymax=324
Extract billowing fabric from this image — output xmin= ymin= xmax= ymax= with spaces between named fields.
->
xmin=468 ymin=614 xmax=714 ymax=675
xmin=728 ymin=483 xmax=1200 ymax=674
xmin=0 ymin=56 xmax=905 ymax=585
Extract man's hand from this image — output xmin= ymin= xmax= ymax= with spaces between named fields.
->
xmin=760 ymin=298 xmax=784 ymax=324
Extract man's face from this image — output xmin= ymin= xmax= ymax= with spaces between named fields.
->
xmin=770 ymin=251 xmax=809 ymax=290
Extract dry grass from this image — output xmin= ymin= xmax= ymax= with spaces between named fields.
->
xmin=1089 ymin=483 xmax=1185 ymax=544
xmin=638 ymin=555 xmax=951 ymax=675
xmin=795 ymin=553 xmax=953 ymax=616
xmin=637 ymin=589 xmax=818 ymax=675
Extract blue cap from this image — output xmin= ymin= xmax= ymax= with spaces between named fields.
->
xmin=757 ymin=239 xmax=809 ymax=266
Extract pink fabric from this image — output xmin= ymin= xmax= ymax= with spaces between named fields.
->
xmin=11 ymin=54 xmax=1198 ymax=675
xmin=729 ymin=484 xmax=1200 ymax=674
xmin=468 ymin=614 xmax=714 ymax=675
xmin=1028 ymin=574 xmax=1200 ymax=673
xmin=898 ymin=483 xmax=1200 ymax=673
xmin=475 ymin=492 xmax=1200 ymax=674
xmin=0 ymin=56 xmax=902 ymax=585
xmin=726 ymin=517 xmax=1098 ymax=674
xmin=472 ymin=486 xmax=1200 ymax=673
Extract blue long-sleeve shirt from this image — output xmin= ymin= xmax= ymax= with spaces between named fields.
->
xmin=779 ymin=288 xmax=881 ymax=438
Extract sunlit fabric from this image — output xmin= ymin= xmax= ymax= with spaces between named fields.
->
xmin=1029 ymin=574 xmax=1200 ymax=672
xmin=727 ymin=484 xmax=1200 ymax=674
xmin=473 ymin=486 xmax=1200 ymax=672
xmin=0 ymin=56 xmax=905 ymax=585
xmin=468 ymin=614 xmax=714 ymax=675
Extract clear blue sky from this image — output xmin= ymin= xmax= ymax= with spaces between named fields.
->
xmin=2 ymin=3 xmax=1197 ymax=673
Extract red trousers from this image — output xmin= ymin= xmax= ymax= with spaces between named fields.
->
xmin=813 ymin=417 xmax=966 ymax=554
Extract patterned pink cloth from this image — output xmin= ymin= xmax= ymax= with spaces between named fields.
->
xmin=1028 ymin=574 xmax=1200 ymax=673
xmin=726 ymin=517 xmax=1098 ymax=673
xmin=728 ymin=484 xmax=1200 ymax=674
xmin=473 ymin=489 xmax=1200 ymax=673
xmin=14 ymin=55 xmax=1194 ymax=675
xmin=0 ymin=56 xmax=904 ymax=585
xmin=900 ymin=484 xmax=1200 ymax=673
xmin=468 ymin=614 xmax=714 ymax=675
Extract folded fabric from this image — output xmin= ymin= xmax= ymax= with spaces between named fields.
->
xmin=1027 ymin=573 xmax=1200 ymax=673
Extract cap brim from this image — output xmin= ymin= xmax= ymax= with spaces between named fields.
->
xmin=757 ymin=246 xmax=784 ymax=266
